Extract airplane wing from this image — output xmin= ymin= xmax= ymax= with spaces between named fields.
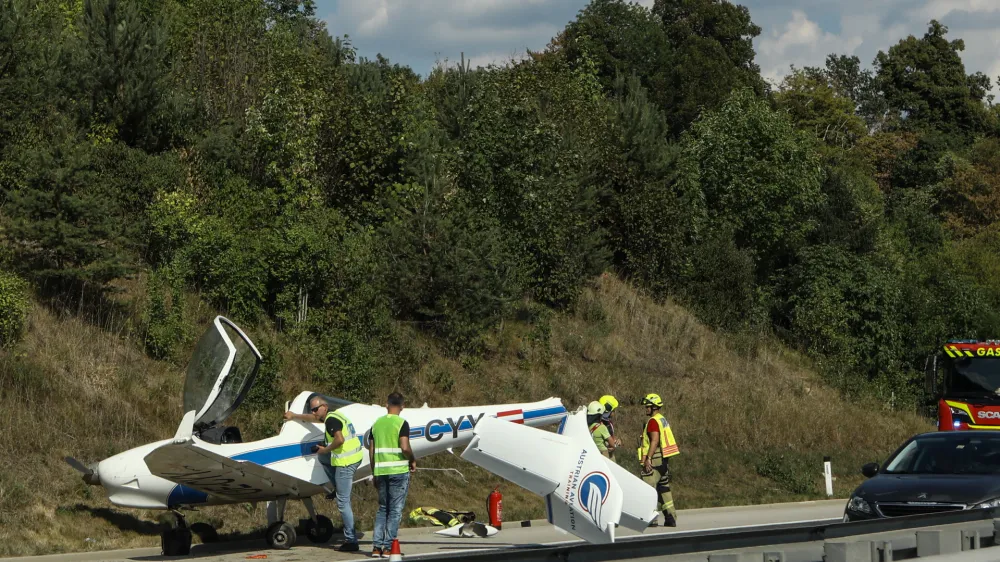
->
xmin=462 ymin=411 xmax=656 ymax=544
xmin=144 ymin=440 xmax=325 ymax=503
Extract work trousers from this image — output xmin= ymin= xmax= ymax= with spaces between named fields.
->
xmin=373 ymin=473 xmax=411 ymax=551
xmin=641 ymin=454 xmax=675 ymax=518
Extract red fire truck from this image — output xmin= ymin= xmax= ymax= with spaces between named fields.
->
xmin=929 ymin=340 xmax=1000 ymax=430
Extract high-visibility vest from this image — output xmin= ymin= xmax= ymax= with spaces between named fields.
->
xmin=372 ymin=414 xmax=409 ymax=476
xmin=326 ymin=410 xmax=363 ymax=467
xmin=590 ymin=422 xmax=610 ymax=453
xmin=638 ymin=413 xmax=679 ymax=460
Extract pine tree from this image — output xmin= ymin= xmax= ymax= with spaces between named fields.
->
xmin=80 ymin=0 xmax=168 ymax=149
xmin=1 ymin=123 xmax=129 ymax=298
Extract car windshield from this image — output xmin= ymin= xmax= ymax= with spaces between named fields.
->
xmin=944 ymin=355 xmax=1000 ymax=396
xmin=884 ymin=434 xmax=1000 ymax=475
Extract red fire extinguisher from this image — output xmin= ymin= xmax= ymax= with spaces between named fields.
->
xmin=487 ymin=485 xmax=503 ymax=529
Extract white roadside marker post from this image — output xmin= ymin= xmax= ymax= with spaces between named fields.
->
xmin=824 ymin=455 xmax=834 ymax=497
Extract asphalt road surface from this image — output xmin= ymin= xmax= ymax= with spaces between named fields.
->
xmin=4 ymin=499 xmax=847 ymax=561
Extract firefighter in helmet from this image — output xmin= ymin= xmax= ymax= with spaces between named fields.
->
xmin=587 ymin=401 xmax=615 ymax=457
xmin=638 ymin=393 xmax=679 ymax=527
xmin=598 ymin=394 xmax=622 ymax=460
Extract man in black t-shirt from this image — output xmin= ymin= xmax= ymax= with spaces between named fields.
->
xmin=284 ymin=396 xmax=342 ymax=489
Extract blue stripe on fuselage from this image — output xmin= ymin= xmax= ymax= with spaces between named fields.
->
xmin=231 ymin=441 xmax=322 ymax=465
xmin=525 ymin=406 xmax=566 ymax=420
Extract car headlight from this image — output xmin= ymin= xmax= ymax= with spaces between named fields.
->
xmin=950 ymin=406 xmax=973 ymax=424
xmin=975 ymin=498 xmax=1000 ymax=509
xmin=847 ymin=495 xmax=872 ymax=514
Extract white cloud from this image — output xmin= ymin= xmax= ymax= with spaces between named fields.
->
xmin=749 ymin=1 xmax=1000 ymax=91
xmin=920 ymin=0 xmax=1000 ymax=21
xmin=756 ymin=10 xmax=863 ymax=85
xmin=316 ymin=0 xmax=1000 ymax=89
xmin=321 ymin=0 xmax=582 ymax=76
xmin=357 ymin=1 xmax=388 ymax=36
xmin=465 ymin=50 xmax=532 ymax=69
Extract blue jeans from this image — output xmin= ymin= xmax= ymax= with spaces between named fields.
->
xmin=373 ymin=473 xmax=410 ymax=550
xmin=321 ymin=460 xmax=361 ymax=543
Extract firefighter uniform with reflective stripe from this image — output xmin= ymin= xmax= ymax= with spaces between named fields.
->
xmin=372 ymin=414 xmax=410 ymax=476
xmin=326 ymin=411 xmax=364 ymax=466
xmin=639 ymin=412 xmax=679 ymax=520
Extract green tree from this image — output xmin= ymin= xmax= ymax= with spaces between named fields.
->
xmin=821 ymin=54 xmax=887 ymax=131
xmin=782 ymin=245 xmax=904 ymax=387
xmin=316 ymin=55 xmax=427 ymax=224
xmin=79 ymin=0 xmax=171 ymax=149
xmin=169 ymin=0 xmax=270 ymax=128
xmin=680 ymin=88 xmax=823 ymax=269
xmin=934 ymin=138 xmax=1000 ymax=237
xmin=384 ymin=179 xmax=525 ymax=353
xmin=604 ymin=73 xmax=701 ymax=295
xmin=775 ymin=67 xmax=867 ymax=148
xmin=653 ymin=0 xmax=767 ymax=136
xmin=458 ymin=57 xmax=611 ymax=306
xmin=2 ymin=124 xmax=130 ymax=296
xmin=556 ymin=0 xmax=672 ymax=103
xmin=874 ymin=21 xmax=992 ymax=139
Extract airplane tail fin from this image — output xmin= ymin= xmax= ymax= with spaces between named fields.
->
xmin=462 ymin=411 xmax=631 ymax=544
xmin=601 ymin=456 xmax=658 ymax=531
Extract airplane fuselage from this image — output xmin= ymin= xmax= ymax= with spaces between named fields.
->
xmin=94 ymin=392 xmax=566 ymax=509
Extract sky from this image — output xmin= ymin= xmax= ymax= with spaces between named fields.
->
xmin=314 ymin=0 xmax=1000 ymax=90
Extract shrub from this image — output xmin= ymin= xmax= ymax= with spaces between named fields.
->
xmin=0 ymin=270 xmax=30 ymax=348
xmin=142 ymin=267 xmax=185 ymax=360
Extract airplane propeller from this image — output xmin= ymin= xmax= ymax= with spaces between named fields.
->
xmin=65 ymin=456 xmax=101 ymax=486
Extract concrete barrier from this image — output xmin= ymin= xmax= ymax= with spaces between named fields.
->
xmin=917 ymin=529 xmax=962 ymax=556
xmin=825 ymin=540 xmax=873 ymax=562
xmin=962 ymin=529 xmax=980 ymax=551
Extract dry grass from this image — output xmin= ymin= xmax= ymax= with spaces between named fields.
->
xmin=0 ymin=274 xmax=932 ymax=556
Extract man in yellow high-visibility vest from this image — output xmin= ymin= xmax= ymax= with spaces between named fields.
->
xmin=367 ymin=392 xmax=416 ymax=558
xmin=638 ymin=393 xmax=680 ymax=527
xmin=284 ymin=396 xmax=364 ymax=551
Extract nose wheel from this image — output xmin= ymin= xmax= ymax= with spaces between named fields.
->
xmin=161 ymin=512 xmax=192 ymax=556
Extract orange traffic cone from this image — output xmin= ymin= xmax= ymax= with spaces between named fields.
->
xmin=387 ymin=538 xmax=403 ymax=561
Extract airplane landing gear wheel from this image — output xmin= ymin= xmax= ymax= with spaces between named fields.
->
xmin=265 ymin=521 xmax=296 ymax=550
xmin=304 ymin=515 xmax=335 ymax=543
xmin=161 ymin=527 xmax=192 ymax=556
xmin=190 ymin=521 xmax=218 ymax=543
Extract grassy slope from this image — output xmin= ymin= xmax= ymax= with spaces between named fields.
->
xmin=0 ymin=274 xmax=931 ymax=556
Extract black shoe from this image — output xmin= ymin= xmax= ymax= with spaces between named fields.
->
xmin=325 ymin=492 xmax=337 ymax=500
xmin=663 ymin=513 xmax=677 ymax=527
xmin=337 ymin=542 xmax=360 ymax=552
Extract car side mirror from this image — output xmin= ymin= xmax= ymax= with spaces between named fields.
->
xmin=861 ymin=462 xmax=879 ymax=478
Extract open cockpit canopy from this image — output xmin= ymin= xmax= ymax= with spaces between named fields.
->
xmin=296 ymin=393 xmax=354 ymax=415
xmin=182 ymin=316 xmax=262 ymax=430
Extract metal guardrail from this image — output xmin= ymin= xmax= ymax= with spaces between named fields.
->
xmin=418 ymin=506 xmax=1000 ymax=561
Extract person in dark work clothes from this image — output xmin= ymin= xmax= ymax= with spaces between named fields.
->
xmin=367 ymin=392 xmax=417 ymax=558
xmin=284 ymin=395 xmax=363 ymax=551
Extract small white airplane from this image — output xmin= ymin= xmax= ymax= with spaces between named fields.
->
xmin=65 ymin=316 xmax=568 ymax=555
xmin=462 ymin=408 xmax=660 ymax=543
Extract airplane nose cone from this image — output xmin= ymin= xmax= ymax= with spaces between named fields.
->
xmin=84 ymin=465 xmax=101 ymax=486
